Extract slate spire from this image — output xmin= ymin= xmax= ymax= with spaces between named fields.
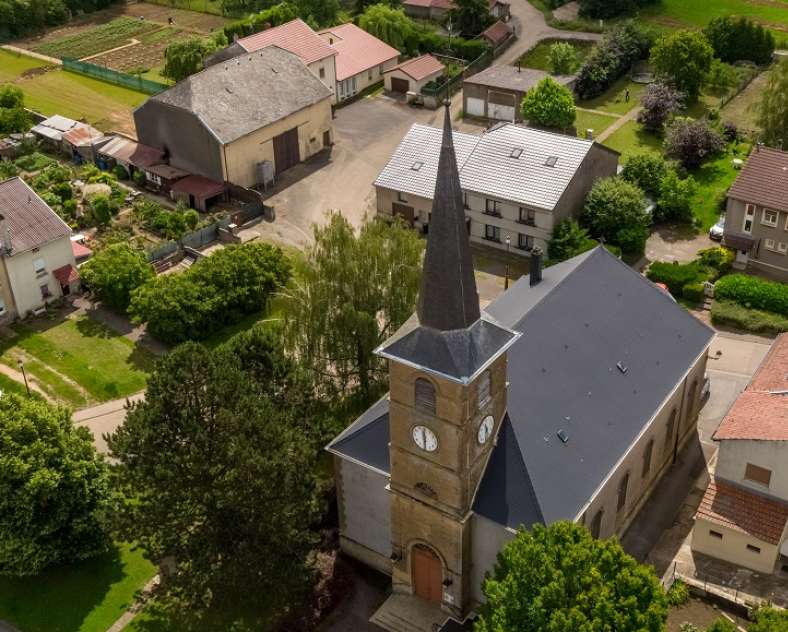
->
xmin=417 ymin=102 xmax=480 ymax=331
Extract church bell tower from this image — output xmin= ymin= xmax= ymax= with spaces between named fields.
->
xmin=375 ymin=104 xmax=518 ymax=617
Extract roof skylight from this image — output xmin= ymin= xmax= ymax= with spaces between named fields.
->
xmin=411 ymin=161 xmax=424 ymax=171
xmin=545 ymin=156 xmax=558 ymax=167
xmin=510 ymin=147 xmax=523 ymax=159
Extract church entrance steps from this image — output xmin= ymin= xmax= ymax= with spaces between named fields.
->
xmin=370 ymin=593 xmax=448 ymax=632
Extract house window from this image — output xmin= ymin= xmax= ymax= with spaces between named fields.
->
xmin=744 ymin=463 xmax=772 ymax=487
xmin=485 ymin=224 xmax=501 ymax=242
xmin=415 ymin=378 xmax=436 ymax=414
xmin=664 ymin=409 xmax=677 ymax=455
xmin=709 ymin=530 xmax=723 ymax=539
xmin=617 ymin=472 xmax=629 ymax=512
xmin=743 ymin=204 xmax=755 ymax=234
xmin=33 ymin=257 xmax=46 ymax=276
xmin=765 ymin=238 xmax=777 ymax=251
xmin=40 ymin=283 xmax=51 ymax=299
xmin=590 ymin=509 xmax=603 ymax=539
xmin=477 ymin=370 xmax=491 ymax=409
xmin=319 ymin=67 xmax=325 ymax=79
xmin=779 ymin=242 xmax=788 ymax=254
xmin=485 ymin=199 xmax=502 ymax=216
xmin=746 ymin=544 xmax=761 ymax=554
xmin=518 ymin=207 xmax=536 ymax=226
xmin=762 ymin=209 xmax=779 ymax=227
xmin=397 ymin=191 xmax=408 ymax=203
xmin=518 ymin=233 xmax=534 ymax=250
xmin=642 ymin=439 xmax=654 ymax=478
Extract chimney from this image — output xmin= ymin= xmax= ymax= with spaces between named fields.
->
xmin=530 ymin=245 xmax=543 ymax=287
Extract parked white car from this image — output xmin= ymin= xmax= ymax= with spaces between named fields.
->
xmin=709 ymin=216 xmax=725 ymax=241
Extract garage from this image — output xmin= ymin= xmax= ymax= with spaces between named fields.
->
xmin=466 ymin=97 xmax=485 ymax=117
xmin=488 ymin=91 xmax=516 ymax=122
xmin=273 ymin=126 xmax=300 ymax=175
xmin=384 ymin=55 xmax=445 ymax=96
xmin=391 ymin=77 xmax=410 ymax=93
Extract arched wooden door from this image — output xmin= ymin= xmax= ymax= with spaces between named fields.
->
xmin=411 ymin=545 xmax=442 ymax=604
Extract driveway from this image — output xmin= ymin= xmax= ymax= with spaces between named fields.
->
xmin=645 ymin=225 xmax=716 ymax=265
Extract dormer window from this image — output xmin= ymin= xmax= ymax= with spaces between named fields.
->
xmin=415 ymin=378 xmax=436 ymax=414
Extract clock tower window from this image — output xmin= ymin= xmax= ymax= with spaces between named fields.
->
xmin=415 ymin=378 xmax=436 ymax=414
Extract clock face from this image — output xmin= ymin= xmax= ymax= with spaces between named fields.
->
xmin=478 ymin=415 xmax=494 ymax=445
xmin=412 ymin=425 xmax=438 ymax=452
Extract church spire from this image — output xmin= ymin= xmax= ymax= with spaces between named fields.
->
xmin=417 ymin=102 xmax=480 ymax=332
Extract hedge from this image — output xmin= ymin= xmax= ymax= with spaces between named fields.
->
xmin=711 ymin=300 xmax=788 ymax=335
xmin=682 ymin=282 xmax=705 ymax=304
xmin=646 ymin=261 xmax=707 ymax=298
xmin=697 ymin=247 xmax=734 ymax=276
xmin=714 ymin=273 xmax=788 ymax=314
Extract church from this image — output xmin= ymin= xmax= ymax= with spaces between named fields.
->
xmin=326 ymin=105 xmax=714 ymax=628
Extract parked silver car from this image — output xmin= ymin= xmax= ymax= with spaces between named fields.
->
xmin=709 ymin=216 xmax=725 ymax=241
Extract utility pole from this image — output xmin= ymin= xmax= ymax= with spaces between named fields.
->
xmin=17 ymin=359 xmax=30 ymax=397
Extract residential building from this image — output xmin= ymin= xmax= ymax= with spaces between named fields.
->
xmin=463 ymin=66 xmax=575 ymax=123
xmin=328 ymin=106 xmax=713 ymax=626
xmin=319 ymin=23 xmax=400 ymax=102
xmin=0 ymin=177 xmax=79 ymax=322
xmin=134 ymin=46 xmax=334 ymax=190
xmin=692 ymin=334 xmax=788 ymax=574
xmin=384 ymin=54 xmax=445 ymax=95
xmin=374 ymin=122 xmax=618 ymax=256
xmin=722 ymin=146 xmax=788 ymax=281
xmin=479 ymin=20 xmax=513 ymax=49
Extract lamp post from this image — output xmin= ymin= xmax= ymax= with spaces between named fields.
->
xmin=504 ymin=234 xmax=511 ymax=290
xmin=17 ymin=359 xmax=30 ymax=397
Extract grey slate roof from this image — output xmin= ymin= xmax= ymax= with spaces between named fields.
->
xmin=330 ymin=247 xmax=714 ymax=530
xmin=374 ymin=122 xmax=602 ymax=210
xmin=326 ymin=395 xmax=390 ymax=474
xmin=148 ymin=46 xmax=332 ymax=145
xmin=464 ymin=65 xmax=574 ymax=93
xmin=0 ymin=177 xmax=71 ymax=255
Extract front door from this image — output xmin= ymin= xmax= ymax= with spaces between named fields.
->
xmin=412 ymin=545 xmax=442 ymax=604
xmin=273 ymin=127 xmax=300 ymax=175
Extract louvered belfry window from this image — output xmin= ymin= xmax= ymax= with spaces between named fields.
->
xmin=415 ymin=378 xmax=436 ymax=414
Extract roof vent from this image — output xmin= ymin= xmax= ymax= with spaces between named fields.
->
xmin=510 ymin=147 xmax=523 ymax=159
xmin=617 ymin=361 xmax=628 ymax=374
xmin=545 ymin=156 xmax=558 ymax=167
xmin=557 ymin=429 xmax=569 ymax=443
xmin=411 ymin=161 xmax=424 ymax=171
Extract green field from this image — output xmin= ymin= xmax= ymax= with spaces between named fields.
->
xmin=689 ymin=142 xmax=751 ymax=230
xmin=32 ymin=17 xmax=157 ymax=60
xmin=601 ymin=120 xmax=662 ymax=158
xmin=517 ymin=39 xmax=597 ymax=72
xmin=0 ymin=50 xmax=145 ymax=132
xmin=579 ymin=78 xmax=645 ymax=116
xmin=0 ymin=543 xmax=155 ymax=632
xmin=639 ymin=0 xmax=788 ymax=38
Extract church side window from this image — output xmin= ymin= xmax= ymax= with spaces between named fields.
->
xmin=415 ymin=378 xmax=436 ymax=414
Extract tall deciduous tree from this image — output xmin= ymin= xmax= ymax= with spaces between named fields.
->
xmin=637 ymin=81 xmax=684 ymax=132
xmin=650 ymin=30 xmax=713 ymax=101
xmin=108 ymin=343 xmax=320 ymax=620
xmin=520 ymin=77 xmax=576 ymax=130
xmin=581 ymin=177 xmax=650 ymax=254
xmin=548 ymin=41 xmax=578 ymax=75
xmin=283 ymin=213 xmax=423 ymax=400
xmin=163 ymin=37 xmax=219 ymax=83
xmin=0 ymin=395 xmax=110 ymax=576
xmin=475 ymin=521 xmax=668 ymax=632
xmin=703 ymin=16 xmax=775 ymax=66
xmin=359 ymin=3 xmax=416 ymax=51
xmin=757 ymin=59 xmax=788 ymax=151
xmin=664 ymin=118 xmax=725 ymax=169
xmin=81 ymin=243 xmax=154 ymax=313
xmin=449 ymin=0 xmax=493 ymax=38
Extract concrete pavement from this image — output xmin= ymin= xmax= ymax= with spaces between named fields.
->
xmin=73 ymin=392 xmax=144 ymax=453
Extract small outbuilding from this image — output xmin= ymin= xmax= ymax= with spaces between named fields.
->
xmin=61 ymin=125 xmax=106 ymax=165
xmin=480 ymin=20 xmax=513 ymax=48
xmin=171 ymin=175 xmax=226 ymax=212
xmin=143 ymin=163 xmax=190 ymax=194
xmin=384 ymin=54 xmax=445 ymax=95
xmin=463 ymin=65 xmax=575 ymax=123
xmin=96 ymin=135 xmax=165 ymax=178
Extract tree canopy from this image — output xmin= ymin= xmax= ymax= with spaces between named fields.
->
xmin=650 ymin=30 xmax=714 ymax=101
xmin=547 ymin=219 xmax=597 ymax=263
xmin=757 ymin=59 xmax=788 ymax=151
xmin=81 ymin=243 xmax=154 ymax=313
xmin=548 ymin=42 xmax=579 ymax=75
xmin=0 ymin=395 xmax=110 ymax=576
xmin=520 ymin=77 xmax=576 ymax=130
xmin=0 ymin=86 xmax=32 ymax=136
xmin=449 ymin=0 xmax=493 ymax=38
xmin=358 ymin=3 xmax=416 ymax=51
xmin=637 ymin=82 xmax=684 ymax=132
xmin=163 ymin=36 xmax=222 ymax=83
xmin=476 ymin=521 xmax=668 ymax=632
xmin=581 ymin=177 xmax=650 ymax=255
xmin=703 ymin=16 xmax=775 ymax=66
xmin=664 ymin=118 xmax=725 ymax=169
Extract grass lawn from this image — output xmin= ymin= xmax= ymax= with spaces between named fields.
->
xmin=517 ymin=38 xmax=596 ymax=72
xmin=0 ymin=315 xmax=155 ymax=406
xmin=0 ymin=372 xmax=38 ymax=398
xmin=0 ymin=49 xmax=49 ymax=83
xmin=721 ymin=67 xmax=773 ymax=137
xmin=575 ymin=109 xmax=618 ymax=138
xmin=0 ymin=542 xmax=156 ymax=632
xmin=601 ymin=120 xmax=663 ymax=160
xmin=689 ymin=142 xmax=751 ymax=231
xmin=578 ymin=77 xmax=645 ymax=116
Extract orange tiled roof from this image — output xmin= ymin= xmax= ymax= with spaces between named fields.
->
xmin=714 ymin=334 xmax=788 ymax=441
xmin=696 ymin=478 xmax=788 ymax=545
xmin=482 ymin=20 xmax=513 ymax=45
xmin=238 ymin=18 xmax=336 ymax=64
xmin=319 ymin=23 xmax=399 ymax=82
xmin=388 ymin=54 xmax=444 ymax=81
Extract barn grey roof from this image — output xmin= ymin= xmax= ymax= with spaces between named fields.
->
xmin=374 ymin=122 xmax=611 ymax=210
xmin=146 ymin=46 xmax=332 ymax=144
xmin=329 ymin=246 xmax=714 ymax=529
xmin=464 ymin=65 xmax=574 ymax=93
xmin=0 ymin=177 xmax=71 ymax=255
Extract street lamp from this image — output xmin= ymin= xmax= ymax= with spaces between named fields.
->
xmin=504 ymin=234 xmax=511 ymax=290
xmin=17 ymin=359 xmax=30 ymax=397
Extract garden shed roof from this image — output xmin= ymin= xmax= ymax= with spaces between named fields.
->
xmin=99 ymin=136 xmax=164 ymax=169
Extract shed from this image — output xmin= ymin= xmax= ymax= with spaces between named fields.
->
xmin=30 ymin=115 xmax=82 ymax=153
xmin=463 ymin=65 xmax=575 ymax=123
xmin=97 ymin=136 xmax=165 ymax=175
xmin=480 ymin=20 xmax=513 ymax=48
xmin=384 ymin=54 xmax=445 ymax=95
xmin=61 ymin=125 xmax=106 ymax=164
xmin=171 ymin=175 xmax=225 ymax=212
xmin=143 ymin=163 xmax=190 ymax=194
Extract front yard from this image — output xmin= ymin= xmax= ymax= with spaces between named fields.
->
xmin=0 ymin=542 xmax=156 ymax=632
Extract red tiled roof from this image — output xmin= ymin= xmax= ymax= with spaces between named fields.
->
xmin=696 ymin=478 xmax=788 ymax=545
xmin=481 ymin=20 xmax=513 ymax=45
xmin=319 ymin=23 xmax=399 ymax=82
xmin=71 ymin=241 xmax=92 ymax=260
xmin=238 ymin=18 xmax=336 ymax=64
xmin=714 ymin=334 xmax=788 ymax=441
xmin=0 ymin=177 xmax=71 ymax=254
xmin=53 ymin=264 xmax=80 ymax=286
xmin=171 ymin=175 xmax=225 ymax=199
xmin=402 ymin=0 xmax=455 ymax=8
xmin=387 ymin=54 xmax=444 ymax=81
xmin=728 ymin=146 xmax=788 ymax=212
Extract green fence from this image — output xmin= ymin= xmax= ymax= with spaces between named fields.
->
xmin=62 ymin=58 xmax=169 ymax=95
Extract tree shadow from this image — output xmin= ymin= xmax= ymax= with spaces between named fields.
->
xmin=0 ymin=545 xmax=125 ymax=632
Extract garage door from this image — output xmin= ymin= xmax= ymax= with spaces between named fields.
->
xmin=489 ymin=102 xmax=515 ymax=122
xmin=466 ymin=97 xmax=485 ymax=117
xmin=391 ymin=77 xmax=410 ymax=93
xmin=273 ymin=127 xmax=300 ymax=175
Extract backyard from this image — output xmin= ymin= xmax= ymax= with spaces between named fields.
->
xmin=0 ymin=543 xmax=156 ymax=632
xmin=516 ymin=38 xmax=596 ymax=72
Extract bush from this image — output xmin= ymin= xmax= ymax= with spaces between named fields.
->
xmin=715 ymin=273 xmax=788 ymax=314
xmin=655 ymin=170 xmax=696 ymax=223
xmin=646 ymin=261 xmax=706 ymax=297
xmin=703 ymin=16 xmax=775 ymax=66
xmin=706 ymin=59 xmax=738 ymax=91
xmin=132 ymin=169 xmax=146 ymax=187
xmin=81 ymin=243 xmax=155 ymax=313
xmin=621 ymin=153 xmax=670 ymax=197
xmin=113 ymin=164 xmax=129 ymax=180
xmin=706 ymin=618 xmax=737 ymax=632
xmin=520 ymin=77 xmax=576 ymax=129
xmin=721 ymin=121 xmax=738 ymax=142
xmin=88 ymin=195 xmax=118 ymax=227
xmin=574 ymin=21 xmax=653 ymax=100
xmin=666 ymin=579 xmax=690 ymax=606
xmin=614 ymin=225 xmax=649 ymax=255
xmin=682 ymin=282 xmax=705 ymax=303
xmin=548 ymin=41 xmax=578 ymax=74
xmin=548 ymin=219 xmax=596 ymax=262
xmin=637 ymin=82 xmax=684 ymax=132
xmin=697 ymin=247 xmax=734 ymax=275
xmin=711 ymin=300 xmax=788 ymax=335
xmin=749 ymin=605 xmax=788 ymax=632
xmin=665 ymin=118 xmax=726 ymax=169
xmin=581 ymin=177 xmax=649 ymax=253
